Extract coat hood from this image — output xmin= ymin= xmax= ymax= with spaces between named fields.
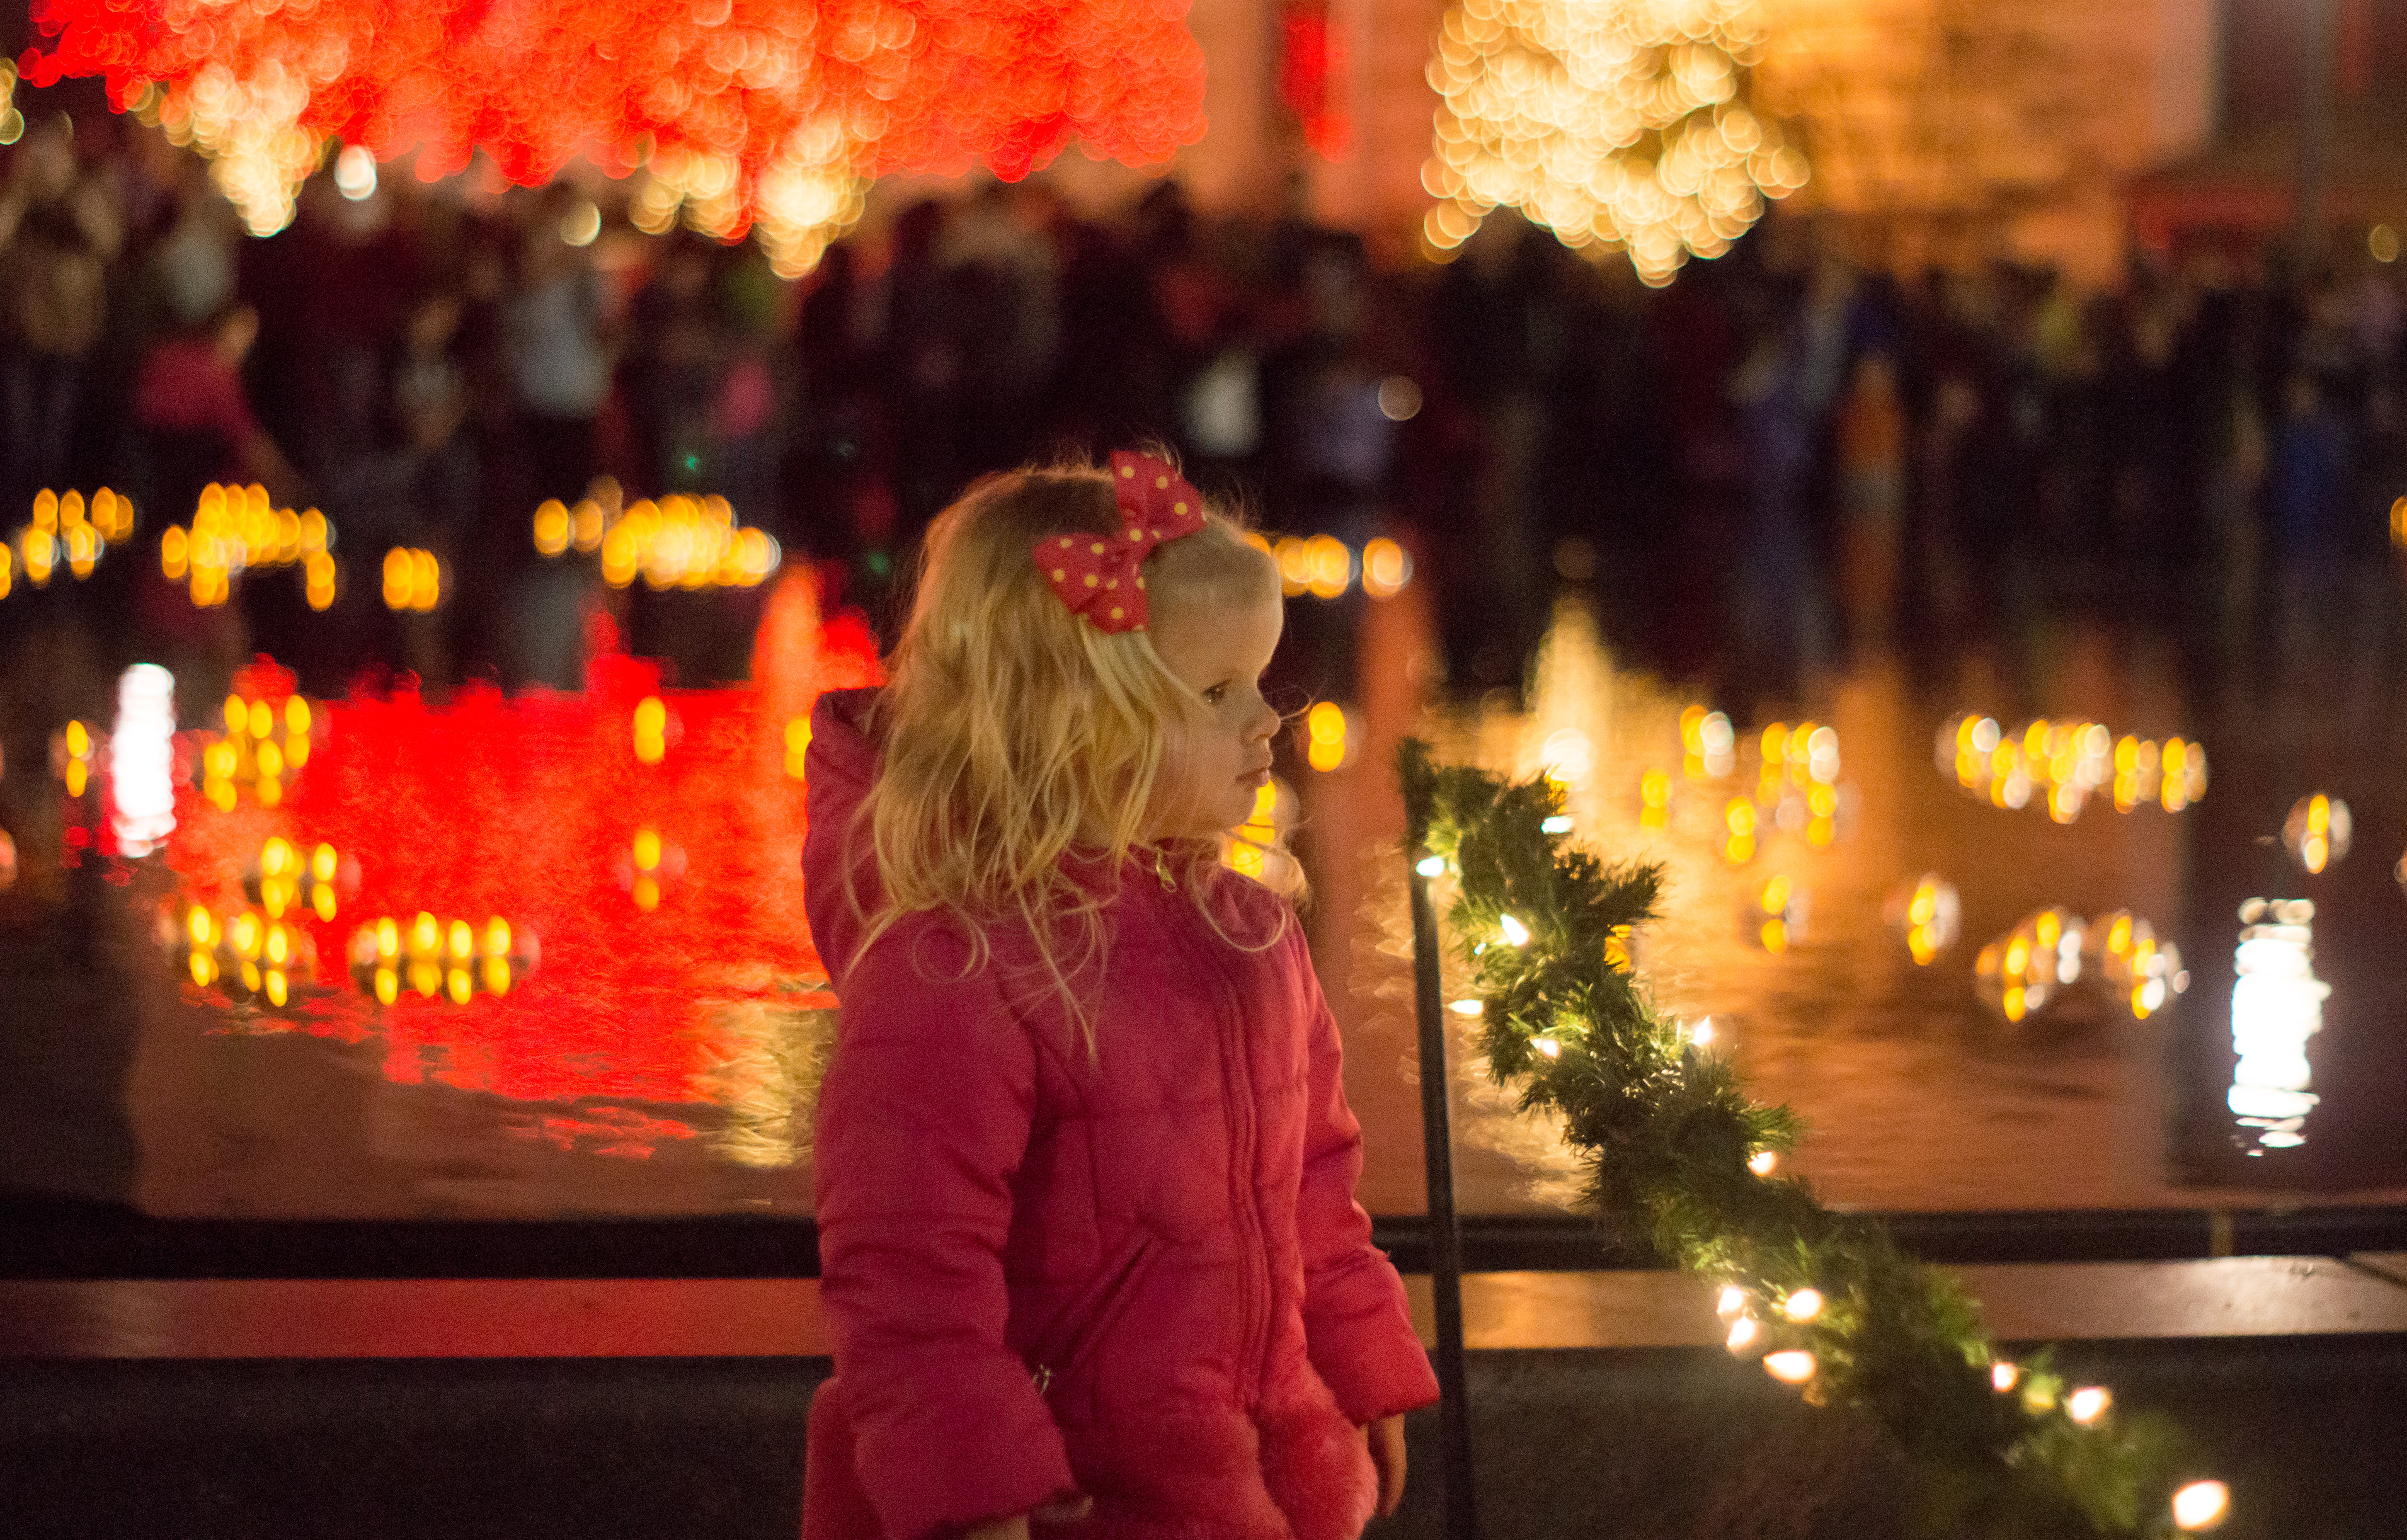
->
xmin=802 ymin=686 xmax=885 ymax=992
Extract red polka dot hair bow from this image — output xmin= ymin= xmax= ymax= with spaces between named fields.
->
xmin=1033 ymin=452 xmax=1208 ymax=633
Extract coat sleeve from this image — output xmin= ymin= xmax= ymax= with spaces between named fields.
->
xmin=813 ymin=930 xmax=1079 ymax=1540
xmin=1292 ymin=937 xmax=1441 ymax=1426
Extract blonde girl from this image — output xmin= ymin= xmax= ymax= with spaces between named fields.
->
xmin=800 ymin=453 xmax=1436 ymax=1540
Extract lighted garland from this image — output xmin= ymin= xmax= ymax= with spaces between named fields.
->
xmin=1399 ymin=740 xmax=2231 ymax=1538
xmin=1422 ymin=0 xmax=1806 ymax=284
xmin=23 ymin=0 xmax=1205 ymax=265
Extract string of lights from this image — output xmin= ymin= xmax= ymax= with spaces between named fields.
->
xmin=1401 ymin=740 xmax=2231 ymax=1535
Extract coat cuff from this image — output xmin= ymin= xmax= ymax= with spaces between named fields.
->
xmin=853 ymin=1357 xmax=1080 ymax=1540
xmin=1306 ymin=1269 xmax=1442 ymax=1426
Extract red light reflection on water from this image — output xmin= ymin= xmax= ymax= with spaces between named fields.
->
xmin=164 ymin=574 xmax=878 ymax=1121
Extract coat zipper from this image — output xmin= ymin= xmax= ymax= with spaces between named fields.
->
xmin=1174 ymin=888 xmax=1269 ymax=1409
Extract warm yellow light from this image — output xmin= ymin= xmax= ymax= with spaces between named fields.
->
xmin=2171 ymin=1480 xmax=2230 ymax=1530
xmin=633 ymin=875 xmax=661 ymax=911
xmin=1716 ymin=1285 xmax=1747 ymax=1318
xmin=190 ymin=951 xmax=215 ymax=987
xmin=446 ymin=966 xmax=473 ymax=1005
xmin=376 ymin=917 xmax=400 ymax=958
xmin=1781 ymin=1288 xmax=1823 ymax=1324
xmin=1499 ymin=914 xmax=1530 ymax=946
xmin=374 ymin=968 xmax=399 ymax=1005
xmin=1748 ymin=1150 xmax=1779 ymax=1177
xmin=188 ymin=906 xmax=214 ymax=946
xmin=633 ymin=828 xmax=663 ymax=871
xmin=447 ymin=919 xmax=473 ymax=960
xmin=1725 ymin=1315 xmax=1760 ymax=1353
xmin=383 ymin=547 xmax=412 ymax=609
xmin=411 ymin=960 xmax=441 ymax=998
xmin=483 ymin=956 xmax=512 ymax=996
xmin=412 ymin=911 xmax=439 ymax=955
xmin=314 ymin=885 xmax=338 ymax=922
xmin=1306 ymin=701 xmax=1348 ymax=771
xmin=2066 ymin=1386 xmax=2111 ymax=1425
xmin=1449 ymin=999 xmax=1483 ymax=1016
xmin=635 ymin=697 xmax=669 ymax=764
xmin=1991 ymin=1361 xmax=2018 ymax=1392
xmin=533 ymin=500 xmax=571 ymax=556
xmin=1362 ymin=538 xmax=1412 ymax=599
xmin=1762 ymin=1350 xmax=1816 ymax=1385
xmin=265 ymin=969 xmax=288 ymax=1007
xmin=484 ymin=918 xmax=511 ymax=956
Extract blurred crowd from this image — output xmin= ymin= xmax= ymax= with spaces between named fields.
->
xmin=5 ymin=103 xmax=2406 ymax=716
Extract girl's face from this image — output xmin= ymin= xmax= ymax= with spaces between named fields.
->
xmin=1147 ymin=588 xmax=1285 ymax=839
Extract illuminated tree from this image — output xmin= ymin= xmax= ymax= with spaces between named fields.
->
xmin=1423 ymin=0 xmax=1809 ymax=284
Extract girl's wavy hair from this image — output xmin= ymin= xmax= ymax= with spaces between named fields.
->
xmin=847 ymin=458 xmax=1292 ymax=1051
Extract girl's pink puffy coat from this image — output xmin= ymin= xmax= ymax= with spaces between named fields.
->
xmin=801 ymin=689 xmax=1438 ymax=1540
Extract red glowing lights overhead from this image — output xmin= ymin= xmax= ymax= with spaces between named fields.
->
xmin=22 ymin=0 xmax=1206 ymax=251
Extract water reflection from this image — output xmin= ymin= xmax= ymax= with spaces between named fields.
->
xmin=1362 ymin=595 xmax=2405 ymax=1213
xmin=2228 ymin=898 xmax=2327 ymax=1156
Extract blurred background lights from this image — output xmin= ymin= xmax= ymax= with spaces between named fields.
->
xmin=549 ymin=490 xmax=781 ymax=591
xmin=1305 ymin=701 xmax=1356 ymax=772
xmin=2228 ymin=898 xmax=2326 ymax=1153
xmin=2172 ymin=1479 xmax=2231 ymax=1530
xmin=1361 ymin=538 xmax=1413 ymax=599
xmin=560 ymin=197 xmax=603 ymax=247
xmin=1422 ymin=0 xmax=1806 ymax=282
xmin=109 ymin=665 xmax=177 ymax=858
xmin=1377 ymin=376 xmax=1423 ymax=421
xmin=1974 ymin=907 xmax=2085 ymax=1022
xmin=1885 ymin=873 xmax=1959 ymax=965
xmin=382 ymin=547 xmax=441 ymax=611
xmin=2283 ymin=794 xmax=2350 ymax=875
xmin=332 ymin=143 xmax=377 ymax=201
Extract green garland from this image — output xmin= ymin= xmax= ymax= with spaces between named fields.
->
xmin=1399 ymin=740 xmax=2225 ymax=1539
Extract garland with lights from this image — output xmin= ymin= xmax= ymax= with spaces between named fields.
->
xmin=1421 ymin=0 xmax=1807 ymax=283
xmin=1400 ymin=739 xmax=2231 ymax=1537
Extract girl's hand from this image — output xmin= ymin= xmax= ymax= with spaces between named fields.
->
xmin=963 ymin=1493 xmax=1093 ymax=1539
xmin=1366 ymin=1414 xmax=1408 ymax=1517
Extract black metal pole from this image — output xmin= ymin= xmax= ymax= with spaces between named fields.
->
xmin=1407 ymin=849 xmax=1477 ymax=1540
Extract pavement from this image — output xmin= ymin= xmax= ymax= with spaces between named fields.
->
xmin=5 ymin=1261 xmax=2404 ymax=1540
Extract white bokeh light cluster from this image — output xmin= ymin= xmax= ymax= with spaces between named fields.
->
xmin=1423 ymin=0 xmax=1807 ymax=283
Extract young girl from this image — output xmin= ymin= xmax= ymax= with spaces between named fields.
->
xmin=801 ymin=453 xmax=1437 ymax=1540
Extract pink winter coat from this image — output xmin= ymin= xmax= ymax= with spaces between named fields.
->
xmin=800 ymin=688 xmax=1437 ymax=1540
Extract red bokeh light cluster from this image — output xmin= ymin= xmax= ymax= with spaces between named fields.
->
xmin=165 ymin=576 xmax=882 ymax=1109
xmin=23 ymin=0 xmax=1205 ymax=199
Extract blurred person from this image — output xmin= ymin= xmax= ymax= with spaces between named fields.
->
xmin=0 ymin=114 xmax=121 ymax=512
xmin=504 ymin=192 xmax=615 ymax=502
xmin=1833 ymin=352 xmax=1906 ymax=646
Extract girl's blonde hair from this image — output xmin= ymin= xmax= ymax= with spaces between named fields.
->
xmin=849 ymin=459 xmax=1287 ymax=1046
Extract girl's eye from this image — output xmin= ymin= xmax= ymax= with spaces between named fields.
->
xmin=1202 ymin=685 xmax=1229 ymax=706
